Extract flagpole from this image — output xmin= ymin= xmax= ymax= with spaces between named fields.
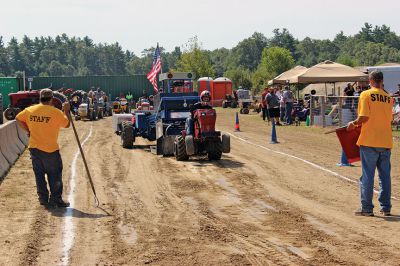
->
xmin=158 ymin=42 xmax=163 ymax=74
xmin=158 ymin=43 xmax=162 ymax=93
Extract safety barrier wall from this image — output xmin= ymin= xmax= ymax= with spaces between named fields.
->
xmin=0 ymin=121 xmax=28 ymax=179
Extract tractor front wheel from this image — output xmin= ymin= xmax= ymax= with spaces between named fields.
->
xmin=4 ymin=108 xmax=18 ymax=120
xmin=185 ymin=135 xmax=195 ymax=156
xmin=121 ymin=121 xmax=135 ymax=149
xmin=221 ymin=134 xmax=231 ymax=153
xmin=208 ymin=140 xmax=222 ymax=160
xmin=175 ymin=135 xmax=188 ymax=161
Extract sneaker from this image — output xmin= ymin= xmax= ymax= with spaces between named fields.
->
xmin=380 ymin=210 xmax=391 ymax=216
xmin=354 ymin=209 xmax=374 ymax=217
xmin=49 ymin=199 xmax=70 ymax=208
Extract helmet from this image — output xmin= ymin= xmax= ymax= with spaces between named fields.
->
xmin=200 ymin=90 xmax=211 ymax=102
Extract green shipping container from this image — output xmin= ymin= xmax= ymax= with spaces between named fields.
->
xmin=31 ymin=75 xmax=156 ymax=101
xmin=0 ymin=77 xmax=21 ymax=108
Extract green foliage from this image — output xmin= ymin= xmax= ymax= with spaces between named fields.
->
xmin=227 ymin=32 xmax=268 ymax=71
xmin=259 ymin=47 xmax=295 ymax=77
xmin=175 ymin=36 xmax=215 ymax=78
xmin=336 ymin=54 xmax=355 ymax=67
xmin=224 ymin=67 xmax=252 ymax=90
xmin=249 ymin=47 xmax=295 ymax=93
xmin=269 ymin=28 xmax=298 ymax=58
xmin=0 ymin=23 xmax=399 ymax=93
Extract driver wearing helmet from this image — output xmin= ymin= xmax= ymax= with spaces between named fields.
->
xmin=186 ymin=90 xmax=212 ymax=135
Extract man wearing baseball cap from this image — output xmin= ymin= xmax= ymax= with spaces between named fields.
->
xmin=347 ymin=70 xmax=393 ymax=217
xmin=16 ymin=88 xmax=71 ymax=208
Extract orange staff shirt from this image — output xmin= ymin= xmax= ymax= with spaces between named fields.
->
xmin=16 ymin=104 xmax=69 ymax=153
xmin=357 ymin=88 xmax=393 ymax=149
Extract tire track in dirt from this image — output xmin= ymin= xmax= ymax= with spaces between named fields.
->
xmin=155 ymin=157 xmax=303 ymax=265
xmin=61 ymin=125 xmax=93 ymax=265
xmin=18 ymin=208 xmax=49 ymax=266
xmin=16 ymin=128 xmax=88 ymax=265
xmin=158 ymin=152 xmax=400 ymax=265
xmin=224 ymin=144 xmax=400 ymax=265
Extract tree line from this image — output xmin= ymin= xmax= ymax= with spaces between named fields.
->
xmin=1 ymin=23 xmax=400 ymax=93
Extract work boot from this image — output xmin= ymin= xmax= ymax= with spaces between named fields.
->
xmin=354 ymin=208 xmax=374 ymax=217
xmin=38 ymin=198 xmax=48 ymax=206
xmin=49 ymin=198 xmax=70 ymax=208
xmin=380 ymin=210 xmax=391 ymax=216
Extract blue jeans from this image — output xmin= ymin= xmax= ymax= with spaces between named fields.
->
xmin=29 ymin=148 xmax=64 ymax=202
xmin=359 ymin=146 xmax=391 ymax=212
xmin=262 ymin=107 xmax=269 ymax=121
xmin=279 ymin=106 xmax=285 ymax=121
xmin=285 ymin=102 xmax=293 ymax=124
xmin=186 ymin=117 xmax=194 ymax=135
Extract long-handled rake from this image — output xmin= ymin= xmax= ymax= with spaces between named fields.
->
xmin=67 ymin=112 xmax=100 ymax=207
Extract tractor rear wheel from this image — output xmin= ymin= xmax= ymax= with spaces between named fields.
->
xmin=231 ymin=101 xmax=238 ymax=108
xmin=52 ymin=91 xmax=67 ymax=110
xmin=121 ymin=121 xmax=134 ymax=149
xmin=243 ymin=108 xmax=250 ymax=114
xmin=175 ymin=135 xmax=188 ymax=161
xmin=208 ymin=140 xmax=222 ymax=160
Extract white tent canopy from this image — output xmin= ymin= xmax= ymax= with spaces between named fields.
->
xmin=268 ymin=66 xmax=308 ymax=85
xmin=296 ymin=60 xmax=368 ymax=84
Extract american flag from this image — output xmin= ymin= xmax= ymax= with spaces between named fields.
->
xmin=147 ymin=44 xmax=162 ymax=94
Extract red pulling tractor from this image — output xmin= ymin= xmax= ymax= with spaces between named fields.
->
xmin=4 ymin=90 xmax=66 ymax=120
xmin=174 ymin=108 xmax=230 ymax=161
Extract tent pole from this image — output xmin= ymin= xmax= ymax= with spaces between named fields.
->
xmin=334 ymin=83 xmax=336 ymax=96
xmin=325 ymin=83 xmax=327 ymax=96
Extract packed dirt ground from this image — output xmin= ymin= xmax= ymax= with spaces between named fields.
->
xmin=1 ymin=108 xmax=400 ymax=265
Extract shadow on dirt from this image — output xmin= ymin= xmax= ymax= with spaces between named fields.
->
xmin=122 ymin=145 xmax=152 ymax=152
xmin=376 ymin=214 xmax=400 ymax=222
xmin=48 ymin=207 xmax=111 ymax=219
xmin=190 ymin=156 xmax=244 ymax=169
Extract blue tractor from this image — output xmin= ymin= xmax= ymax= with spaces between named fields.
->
xmin=114 ymin=72 xmax=196 ymax=150
xmin=114 ymin=72 xmax=230 ymax=159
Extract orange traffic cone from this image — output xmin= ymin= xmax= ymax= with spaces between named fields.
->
xmin=235 ymin=112 xmax=240 ymax=131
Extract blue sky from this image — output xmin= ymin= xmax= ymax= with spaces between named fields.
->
xmin=2 ymin=0 xmax=400 ymax=55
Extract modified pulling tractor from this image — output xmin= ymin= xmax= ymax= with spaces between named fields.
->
xmin=113 ymin=72 xmax=230 ymax=161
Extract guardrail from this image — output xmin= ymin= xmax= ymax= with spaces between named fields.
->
xmin=0 ymin=121 xmax=29 ymax=179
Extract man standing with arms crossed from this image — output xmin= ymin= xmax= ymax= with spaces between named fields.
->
xmin=347 ymin=70 xmax=392 ymax=216
xmin=16 ymin=89 xmax=71 ymax=208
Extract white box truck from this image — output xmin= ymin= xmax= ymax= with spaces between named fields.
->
xmin=367 ymin=66 xmax=400 ymax=94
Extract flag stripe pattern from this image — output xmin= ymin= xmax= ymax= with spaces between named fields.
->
xmin=147 ymin=45 xmax=161 ymax=94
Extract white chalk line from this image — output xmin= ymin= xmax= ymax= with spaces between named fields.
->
xmin=61 ymin=125 xmax=93 ymax=266
xmin=228 ymin=133 xmax=399 ymax=201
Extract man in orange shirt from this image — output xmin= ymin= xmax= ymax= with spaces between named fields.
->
xmin=16 ymin=89 xmax=71 ymax=208
xmin=347 ymin=71 xmax=393 ymax=216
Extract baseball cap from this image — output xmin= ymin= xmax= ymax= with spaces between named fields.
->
xmin=40 ymin=88 xmax=54 ymax=99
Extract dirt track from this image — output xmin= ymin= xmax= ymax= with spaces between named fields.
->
xmin=1 ymin=109 xmax=400 ymax=265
